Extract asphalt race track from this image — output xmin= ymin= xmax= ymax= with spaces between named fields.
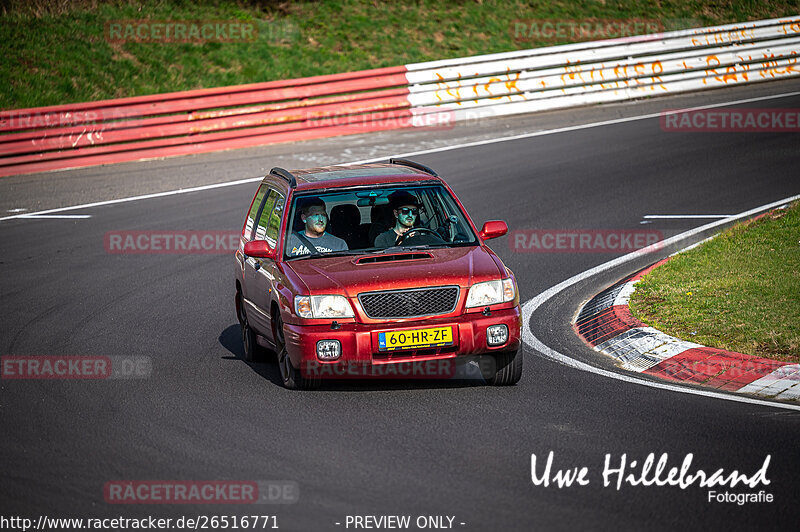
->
xmin=2 ymin=80 xmax=799 ymax=531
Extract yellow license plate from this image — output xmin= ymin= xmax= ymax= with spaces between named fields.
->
xmin=378 ymin=326 xmax=454 ymax=351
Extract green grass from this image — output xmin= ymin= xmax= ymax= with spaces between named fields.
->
xmin=629 ymin=202 xmax=800 ymax=362
xmin=2 ymin=0 xmax=799 ymax=110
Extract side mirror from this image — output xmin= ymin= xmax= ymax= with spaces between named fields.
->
xmin=479 ymin=220 xmax=508 ymax=240
xmin=244 ymin=240 xmax=277 ymax=260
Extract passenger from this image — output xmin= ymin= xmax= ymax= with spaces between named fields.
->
xmin=287 ymin=197 xmax=348 ymax=257
xmin=374 ymin=191 xmax=421 ymax=248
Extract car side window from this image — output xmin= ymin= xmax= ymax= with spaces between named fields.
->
xmin=254 ymin=190 xmax=278 ymax=241
xmin=265 ymin=193 xmax=285 ymax=247
xmin=243 ymin=185 xmax=269 ymax=240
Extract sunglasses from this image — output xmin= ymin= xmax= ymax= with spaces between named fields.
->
xmin=398 ymin=207 xmax=419 ymax=216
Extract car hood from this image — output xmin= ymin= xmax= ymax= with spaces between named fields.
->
xmin=285 ymin=246 xmax=504 ymax=296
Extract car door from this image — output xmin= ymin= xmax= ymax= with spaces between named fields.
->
xmin=243 ymin=189 xmax=283 ymax=337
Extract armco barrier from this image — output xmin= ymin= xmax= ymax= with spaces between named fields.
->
xmin=1 ymin=16 xmax=799 ymax=177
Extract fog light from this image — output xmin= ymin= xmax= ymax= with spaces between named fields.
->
xmin=316 ymin=340 xmax=341 ymax=360
xmin=486 ymin=325 xmax=508 ymax=347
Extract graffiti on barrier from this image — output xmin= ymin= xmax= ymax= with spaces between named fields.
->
xmin=433 ymin=69 xmax=524 ymax=104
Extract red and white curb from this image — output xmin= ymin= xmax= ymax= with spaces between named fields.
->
xmin=574 ymin=259 xmax=800 ymax=402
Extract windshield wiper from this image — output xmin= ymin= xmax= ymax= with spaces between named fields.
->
xmin=322 ymin=250 xmax=376 ymax=257
xmin=287 ymin=249 xmax=376 ymax=261
xmin=398 ymin=243 xmax=453 ymax=250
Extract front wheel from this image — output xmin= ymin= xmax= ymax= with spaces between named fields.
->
xmin=482 ymin=349 xmax=522 ymax=385
xmin=274 ymin=313 xmax=320 ymax=390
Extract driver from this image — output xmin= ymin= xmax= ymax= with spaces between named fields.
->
xmin=374 ymin=191 xmax=421 ymax=248
xmin=287 ymin=197 xmax=348 ymax=257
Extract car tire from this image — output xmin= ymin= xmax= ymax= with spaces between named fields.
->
xmin=237 ymin=291 xmax=264 ymax=363
xmin=235 ymin=288 xmax=246 ymax=325
xmin=483 ymin=348 xmax=523 ymax=386
xmin=274 ymin=312 xmax=321 ymax=390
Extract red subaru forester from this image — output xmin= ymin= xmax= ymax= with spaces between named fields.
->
xmin=234 ymin=159 xmax=521 ymax=389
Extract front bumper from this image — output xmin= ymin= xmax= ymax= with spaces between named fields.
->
xmin=282 ymin=306 xmax=521 ymax=378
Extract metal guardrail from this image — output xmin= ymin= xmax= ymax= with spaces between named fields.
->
xmin=1 ymin=16 xmax=798 ymax=177
xmin=0 ymin=66 xmax=414 ymax=176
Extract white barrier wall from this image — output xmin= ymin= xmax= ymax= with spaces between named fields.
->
xmin=405 ymin=17 xmax=800 ymax=125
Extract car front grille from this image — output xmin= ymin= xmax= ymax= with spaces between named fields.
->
xmin=358 ymin=286 xmax=460 ymax=319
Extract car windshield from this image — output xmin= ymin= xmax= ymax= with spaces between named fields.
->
xmin=284 ymin=185 xmax=478 ymax=260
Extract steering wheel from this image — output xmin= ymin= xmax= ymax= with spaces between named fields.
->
xmin=394 ymin=227 xmax=444 ymax=246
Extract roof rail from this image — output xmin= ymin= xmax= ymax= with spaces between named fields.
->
xmin=388 ymin=158 xmax=438 ymax=177
xmin=270 ymin=167 xmax=297 ymax=188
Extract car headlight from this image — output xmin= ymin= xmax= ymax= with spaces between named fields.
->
xmin=294 ymin=295 xmax=354 ymax=318
xmin=465 ymin=278 xmax=516 ymax=308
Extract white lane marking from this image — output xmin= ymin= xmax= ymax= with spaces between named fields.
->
xmin=521 ymin=192 xmax=800 ymax=412
xmin=7 ymin=208 xmax=27 ymax=213
xmin=0 ymin=177 xmax=262 ymax=222
xmin=669 ymin=235 xmax=716 ymax=255
xmin=644 ymin=214 xmax=733 ymax=219
xmin=2 ymin=89 xmax=800 ymax=224
xmin=18 ymin=214 xmax=92 ymax=219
